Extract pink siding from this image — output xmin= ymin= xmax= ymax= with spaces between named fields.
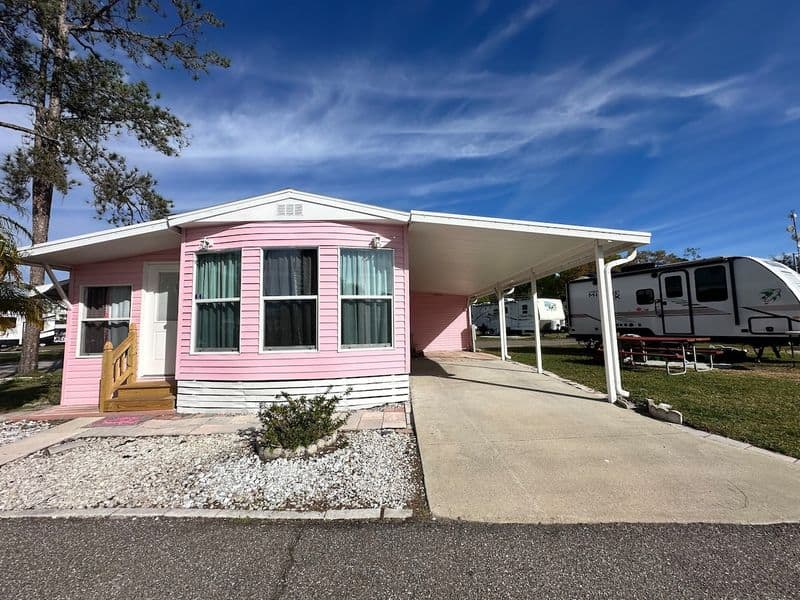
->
xmin=60 ymin=249 xmax=180 ymax=406
xmin=176 ymin=222 xmax=409 ymax=381
xmin=410 ymin=292 xmax=471 ymax=353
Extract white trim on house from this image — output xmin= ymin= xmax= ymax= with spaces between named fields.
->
xmin=176 ymin=373 xmax=410 ymax=413
xmin=169 ymin=189 xmax=411 ymax=226
xmin=190 ymin=249 xmax=243 ymax=355
xmin=337 ymin=246 xmax=396 ymax=352
xmin=408 ymin=210 xmax=651 ymax=244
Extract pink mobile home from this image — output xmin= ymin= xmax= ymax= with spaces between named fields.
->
xmin=22 ymin=189 xmax=649 ymax=411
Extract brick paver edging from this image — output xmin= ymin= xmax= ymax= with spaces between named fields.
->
xmin=0 ymin=507 xmax=413 ymax=521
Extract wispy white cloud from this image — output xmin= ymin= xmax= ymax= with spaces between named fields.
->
xmin=472 ymin=0 xmax=557 ymax=59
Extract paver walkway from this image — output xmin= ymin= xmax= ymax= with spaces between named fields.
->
xmin=412 ymin=352 xmax=800 ymax=524
xmin=0 ymin=403 xmax=412 ymax=462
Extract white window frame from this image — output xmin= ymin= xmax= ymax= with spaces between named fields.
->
xmin=77 ymin=284 xmax=132 ymax=358
xmin=260 ymin=247 xmax=320 ymax=352
xmin=338 ymin=247 xmax=395 ymax=351
xmin=191 ymin=249 xmax=242 ymax=354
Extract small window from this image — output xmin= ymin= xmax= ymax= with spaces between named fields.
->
xmin=80 ymin=286 xmax=132 ymax=355
xmin=263 ymin=249 xmax=318 ymax=350
xmin=340 ymin=249 xmax=393 ymax=348
xmin=194 ymin=251 xmax=241 ymax=352
xmin=521 ymin=304 xmax=529 ymax=314
xmin=636 ymin=288 xmax=655 ymax=305
xmin=664 ymin=275 xmax=684 ymax=299
xmin=695 ymin=266 xmax=728 ymax=302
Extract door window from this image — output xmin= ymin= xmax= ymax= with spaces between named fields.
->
xmin=664 ymin=275 xmax=684 ymax=298
xmin=156 ymin=271 xmax=179 ymax=321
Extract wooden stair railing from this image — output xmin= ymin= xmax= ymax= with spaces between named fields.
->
xmin=99 ymin=323 xmax=138 ymax=410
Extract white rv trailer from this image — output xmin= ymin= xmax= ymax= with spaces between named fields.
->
xmin=472 ymin=298 xmax=566 ymax=335
xmin=0 ymin=281 xmax=68 ymax=347
xmin=567 ymin=256 xmax=800 ymax=352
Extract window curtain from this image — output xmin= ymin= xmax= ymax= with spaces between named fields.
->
xmin=341 ymin=299 xmax=391 ymax=346
xmin=264 ymin=300 xmax=316 ymax=348
xmin=264 ymin=249 xmax=317 ymax=296
xmin=195 ymin=252 xmax=241 ymax=351
xmin=340 ymin=249 xmax=393 ymax=295
xmin=196 ymin=252 xmax=241 ymax=299
xmin=81 ymin=286 xmax=131 ymax=354
xmin=196 ymin=302 xmax=240 ymax=351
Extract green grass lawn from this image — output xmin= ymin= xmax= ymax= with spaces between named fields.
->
xmin=0 ymin=345 xmax=64 ymax=365
xmin=0 ymin=370 xmax=62 ymax=413
xmin=502 ymin=344 xmax=800 ymax=459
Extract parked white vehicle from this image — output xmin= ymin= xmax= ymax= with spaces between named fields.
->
xmin=472 ymin=298 xmax=566 ymax=335
xmin=567 ymin=256 xmax=800 ymax=352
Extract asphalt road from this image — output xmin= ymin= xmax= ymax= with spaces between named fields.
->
xmin=1 ymin=518 xmax=798 ymax=599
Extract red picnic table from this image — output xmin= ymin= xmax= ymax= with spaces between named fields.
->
xmin=616 ymin=335 xmax=716 ymax=375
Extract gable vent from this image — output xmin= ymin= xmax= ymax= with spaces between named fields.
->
xmin=277 ymin=203 xmax=303 ymax=217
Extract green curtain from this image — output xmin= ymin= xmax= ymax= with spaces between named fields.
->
xmin=196 ymin=251 xmax=241 ymax=300
xmin=340 ymin=249 xmax=393 ymax=295
xmin=195 ymin=251 xmax=241 ymax=351
xmin=341 ymin=299 xmax=391 ymax=347
xmin=196 ymin=302 xmax=240 ymax=351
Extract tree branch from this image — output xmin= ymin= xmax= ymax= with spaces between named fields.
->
xmin=0 ymin=121 xmax=58 ymax=143
xmin=0 ymin=101 xmax=35 ymax=108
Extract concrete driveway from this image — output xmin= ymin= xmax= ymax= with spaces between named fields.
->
xmin=411 ymin=353 xmax=800 ymax=524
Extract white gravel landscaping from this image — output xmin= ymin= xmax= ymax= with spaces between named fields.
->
xmin=0 ymin=420 xmax=52 ymax=447
xmin=0 ymin=430 xmax=421 ymax=511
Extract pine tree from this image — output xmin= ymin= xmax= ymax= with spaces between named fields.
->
xmin=0 ymin=0 xmax=228 ymax=373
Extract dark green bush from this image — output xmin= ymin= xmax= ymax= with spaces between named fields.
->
xmin=258 ymin=387 xmax=348 ymax=450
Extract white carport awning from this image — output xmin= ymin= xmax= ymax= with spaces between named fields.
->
xmin=408 ymin=211 xmax=651 ymax=297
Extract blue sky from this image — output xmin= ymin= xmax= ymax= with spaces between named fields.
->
xmin=3 ymin=0 xmax=800 ymax=258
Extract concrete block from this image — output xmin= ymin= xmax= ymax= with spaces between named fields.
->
xmin=111 ymin=508 xmax=168 ymax=518
xmin=647 ymin=399 xmax=683 ymax=424
xmin=382 ymin=507 xmax=413 ymax=520
xmin=324 ymin=508 xmax=381 ymax=520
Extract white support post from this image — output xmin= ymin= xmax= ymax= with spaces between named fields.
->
xmin=530 ymin=271 xmax=543 ymax=374
xmin=594 ymin=243 xmax=618 ymax=403
xmin=467 ymin=299 xmax=476 ymax=352
xmin=496 ymin=285 xmax=509 ymax=360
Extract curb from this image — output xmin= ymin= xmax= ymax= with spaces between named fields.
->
xmin=531 ymin=367 xmax=800 ymax=466
xmin=666 ymin=423 xmax=800 ymax=465
xmin=0 ymin=507 xmax=414 ymax=521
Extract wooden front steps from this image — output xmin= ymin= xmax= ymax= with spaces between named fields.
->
xmin=101 ymin=380 xmax=176 ymax=412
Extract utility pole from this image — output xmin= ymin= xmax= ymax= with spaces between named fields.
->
xmin=789 ymin=210 xmax=800 ymax=273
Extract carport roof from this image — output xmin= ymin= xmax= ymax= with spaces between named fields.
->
xmin=20 ymin=189 xmax=650 ymax=294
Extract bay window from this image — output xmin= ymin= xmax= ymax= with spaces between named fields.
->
xmin=194 ymin=251 xmax=241 ymax=352
xmin=79 ymin=286 xmax=131 ymax=355
xmin=263 ymin=248 xmax=318 ymax=350
xmin=340 ymin=248 xmax=393 ymax=348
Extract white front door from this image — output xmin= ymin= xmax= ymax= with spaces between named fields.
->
xmin=140 ymin=263 xmax=179 ymax=377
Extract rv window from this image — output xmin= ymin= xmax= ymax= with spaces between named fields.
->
xmin=664 ymin=275 xmax=683 ymax=298
xmin=694 ymin=266 xmax=728 ymax=302
xmin=636 ymin=289 xmax=655 ymax=305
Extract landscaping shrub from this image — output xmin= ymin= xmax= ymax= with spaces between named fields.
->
xmin=258 ymin=387 xmax=348 ymax=450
